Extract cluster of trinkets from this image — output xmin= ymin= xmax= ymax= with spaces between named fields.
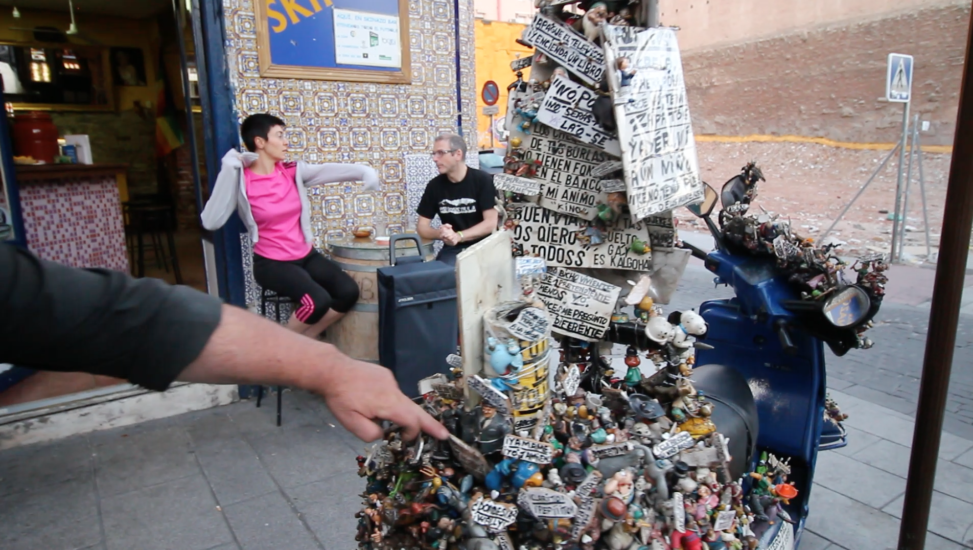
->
xmin=355 ymin=265 xmax=804 ymax=550
xmin=717 ymin=162 xmax=887 ymax=349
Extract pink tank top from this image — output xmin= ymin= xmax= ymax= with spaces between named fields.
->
xmin=245 ymin=162 xmax=312 ymax=261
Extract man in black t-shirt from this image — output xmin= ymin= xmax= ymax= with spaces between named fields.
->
xmin=416 ymin=134 xmax=498 ymax=266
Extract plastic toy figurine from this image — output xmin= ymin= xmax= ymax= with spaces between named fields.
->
xmin=623 ymin=346 xmax=642 ymax=387
xmin=508 ymin=70 xmax=528 ymax=93
xmin=616 ymin=56 xmax=637 ymax=87
xmin=576 ymin=2 xmax=608 ymax=43
xmin=630 ymin=237 xmax=651 ymax=255
xmin=597 ymin=203 xmax=616 ymax=222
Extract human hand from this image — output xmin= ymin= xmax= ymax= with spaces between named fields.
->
xmin=221 ymin=149 xmax=243 ymax=169
xmin=314 ymin=357 xmax=449 ymax=442
xmin=439 ymin=225 xmax=458 ymax=245
xmin=442 ymin=230 xmax=462 ymax=247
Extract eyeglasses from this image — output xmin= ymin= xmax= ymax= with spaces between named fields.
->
xmin=431 ymin=149 xmax=458 ymax=158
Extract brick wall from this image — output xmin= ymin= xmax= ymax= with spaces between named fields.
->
xmin=51 ymin=111 xmax=158 ymax=195
xmin=682 ymin=2 xmax=971 ymax=146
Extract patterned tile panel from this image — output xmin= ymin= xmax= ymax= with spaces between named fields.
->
xmin=222 ymin=0 xmax=478 ymax=281
xmin=18 ymin=178 xmax=128 ymax=272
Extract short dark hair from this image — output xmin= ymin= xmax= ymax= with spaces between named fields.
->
xmin=241 ymin=113 xmax=285 ymax=152
xmin=434 ymin=133 xmax=467 ymax=160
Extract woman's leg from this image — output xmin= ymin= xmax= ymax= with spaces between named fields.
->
xmin=300 ymin=251 xmax=360 ymax=338
xmin=252 ymin=255 xmax=335 ymax=336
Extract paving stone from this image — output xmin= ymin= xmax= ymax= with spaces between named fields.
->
xmin=954 ymin=447 xmax=973 ymax=470
xmin=102 ymin=474 xmax=232 ymax=550
xmin=840 ymin=384 xmax=918 ymax=417
xmin=94 ymin=427 xmax=201 ymax=497
xmin=223 ymin=491 xmax=322 ymax=550
xmin=814 ymin=451 xmax=906 ymax=509
xmin=883 ymin=490 xmax=973 ymax=547
xmin=0 ymin=475 xmax=101 ymax=550
xmin=826 ymin=377 xmax=856 ymax=391
xmin=286 ymin=470 xmax=363 ymax=550
xmin=0 ymin=434 xmax=94 ymax=497
xmin=833 ymin=425 xmax=884 ymax=458
xmin=798 ymin=529 xmax=835 ymax=550
xmin=805 ymin=485 xmax=900 ymax=550
xmin=192 ymin=434 xmax=278 ymax=507
xmin=851 ymin=438 xmax=912 ymax=478
xmin=245 ymin=425 xmax=359 ymax=489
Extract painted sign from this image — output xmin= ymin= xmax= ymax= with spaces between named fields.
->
xmin=604 ymin=25 xmax=703 ymax=220
xmin=576 ymin=470 xmax=604 ymax=500
xmin=518 ymin=488 xmax=579 ymax=518
xmin=714 ymin=509 xmax=737 ymax=531
xmin=505 ymin=307 xmax=551 ymax=342
xmin=503 ymin=434 xmax=554 ymax=463
xmin=467 ymin=375 xmax=512 ymax=416
xmin=537 ymin=267 xmax=622 ymax=341
xmin=536 ymin=74 xmax=622 ymax=156
xmin=559 ymin=363 xmax=581 ymax=397
xmin=589 ymin=441 xmax=634 ymax=459
xmin=652 ymin=430 xmax=695 ymax=459
xmin=511 ymin=55 xmax=533 ymax=71
xmin=449 ymin=435 xmax=491 ymax=480
xmin=570 ymin=497 xmax=598 ymax=541
xmin=482 ymin=80 xmax=500 ymax=106
xmin=494 ymin=173 xmax=542 ymax=196
xmin=510 ymin=205 xmax=657 ymax=271
xmin=470 ymin=496 xmax=519 ymax=532
xmin=523 ymin=14 xmax=605 ymax=85
xmin=673 ymin=492 xmax=686 ymax=532
xmin=528 ymin=124 xmax=612 ymax=220
xmin=599 ymin=178 xmax=627 ymax=193
xmin=591 ymin=159 xmax=624 ymax=178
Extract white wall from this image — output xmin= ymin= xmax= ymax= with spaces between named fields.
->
xmin=474 ymin=0 xmax=537 ymax=23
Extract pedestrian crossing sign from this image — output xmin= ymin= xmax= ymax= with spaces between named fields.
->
xmin=887 ymin=53 xmax=914 ymax=103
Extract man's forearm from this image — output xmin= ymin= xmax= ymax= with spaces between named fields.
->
xmin=460 ymin=217 xmax=497 ymax=242
xmin=178 ymin=304 xmax=336 ymax=391
xmin=416 ymin=221 xmax=442 ymax=241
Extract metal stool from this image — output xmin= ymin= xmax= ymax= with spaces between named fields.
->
xmin=125 ymin=200 xmax=183 ymax=284
xmin=257 ymin=288 xmax=291 ymax=426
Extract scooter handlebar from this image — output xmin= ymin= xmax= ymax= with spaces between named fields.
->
xmin=775 ymin=319 xmax=799 ymax=356
xmin=681 ymin=241 xmax=710 ymax=261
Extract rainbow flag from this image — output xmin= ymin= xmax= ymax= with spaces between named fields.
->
xmin=155 ymin=49 xmax=184 ymax=157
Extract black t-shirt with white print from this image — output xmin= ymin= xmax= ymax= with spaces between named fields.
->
xmin=417 ymin=167 xmax=496 ymax=245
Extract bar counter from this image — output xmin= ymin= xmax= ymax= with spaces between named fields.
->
xmin=14 ymin=163 xmax=129 ymax=272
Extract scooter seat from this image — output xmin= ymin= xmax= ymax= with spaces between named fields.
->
xmin=691 ymin=364 xmax=759 ymax=481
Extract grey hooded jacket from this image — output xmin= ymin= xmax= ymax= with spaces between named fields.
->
xmin=200 ymin=149 xmax=380 ymax=245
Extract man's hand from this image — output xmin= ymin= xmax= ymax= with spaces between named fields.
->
xmin=313 ymin=358 xmax=449 ymax=442
xmin=439 ymin=224 xmax=461 ymax=246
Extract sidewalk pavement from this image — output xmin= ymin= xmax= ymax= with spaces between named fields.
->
xmin=2 ymin=387 xmax=973 ymax=550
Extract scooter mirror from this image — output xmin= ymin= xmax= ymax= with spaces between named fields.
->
xmin=822 ymin=286 xmax=872 ymax=328
xmin=687 ymin=183 xmax=719 ymax=218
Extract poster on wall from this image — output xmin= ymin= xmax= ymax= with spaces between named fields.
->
xmin=333 ymin=9 xmax=402 ymax=69
xmin=255 ymin=0 xmax=410 ymax=83
xmin=603 ymin=25 xmax=704 ymax=220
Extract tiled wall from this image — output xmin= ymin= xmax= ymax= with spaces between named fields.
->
xmin=221 ymin=0 xmax=479 ymax=256
xmin=18 ymin=178 xmax=129 ymax=272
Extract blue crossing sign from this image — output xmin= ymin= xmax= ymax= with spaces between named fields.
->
xmin=887 ymin=53 xmax=914 ymax=103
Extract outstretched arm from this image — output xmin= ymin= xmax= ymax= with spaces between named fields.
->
xmin=301 ymin=162 xmax=380 ymax=191
xmin=0 ymin=244 xmax=446 ymax=442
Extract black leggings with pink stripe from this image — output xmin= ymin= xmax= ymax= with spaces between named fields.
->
xmin=252 ymin=249 xmax=359 ymax=325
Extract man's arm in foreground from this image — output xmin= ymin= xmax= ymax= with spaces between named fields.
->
xmin=0 ymin=243 xmax=446 ymax=442
xmin=180 ymin=304 xmax=447 ymax=442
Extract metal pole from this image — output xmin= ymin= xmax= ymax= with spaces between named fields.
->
xmin=647 ymin=0 xmax=660 ymax=27
xmin=897 ymin=13 xmax=973 ymax=549
xmin=821 ymin=143 xmax=901 ymax=240
xmin=897 ymin=114 xmax=920 ymax=260
xmin=914 ymin=126 xmax=933 ymax=259
xmin=890 ymin=102 xmax=911 ymax=263
xmin=490 ymin=114 xmax=495 ymax=149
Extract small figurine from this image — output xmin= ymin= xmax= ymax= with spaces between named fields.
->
xmin=630 ymin=238 xmax=651 ymax=255
xmin=616 ymin=56 xmax=637 ymax=87
xmin=508 ymin=70 xmax=528 ymax=93
xmin=576 ymin=2 xmax=608 ymax=43
xmin=623 ymin=346 xmax=642 ymax=387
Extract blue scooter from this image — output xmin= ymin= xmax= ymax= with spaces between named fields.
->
xmin=679 ymin=175 xmax=877 ymax=548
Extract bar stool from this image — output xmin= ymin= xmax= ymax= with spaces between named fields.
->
xmin=125 ymin=200 xmax=183 ymax=284
xmin=257 ymin=287 xmax=291 ymax=426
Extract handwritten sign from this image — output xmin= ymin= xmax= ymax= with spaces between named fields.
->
xmin=495 ymin=173 xmax=542 ymax=196
xmin=604 ymin=25 xmax=703 ymax=220
xmin=467 ymin=375 xmax=511 ymax=416
xmin=571 ymin=497 xmax=598 ymax=541
xmin=470 ymin=496 xmax=519 ymax=532
xmin=514 ymin=412 xmax=544 ymax=434
xmin=449 ymin=435 xmax=491 ymax=480
xmin=496 ymin=532 xmax=516 ymax=550
xmin=523 ymin=14 xmax=605 ymax=85
xmin=600 ymin=179 xmax=627 ymax=193
xmin=652 ymin=430 xmax=695 ymax=459
xmin=643 ymin=212 xmax=677 ymax=249
xmin=559 ymin=364 xmax=581 ymax=397
xmin=714 ymin=509 xmax=737 ymax=531
xmin=506 ymin=307 xmax=551 ymax=342
xmin=536 ymin=75 xmax=622 ymax=156
xmin=518 ymin=488 xmax=579 ymax=518
xmin=673 ymin=492 xmax=686 ymax=532
xmin=537 ymin=267 xmax=621 ymax=341
xmin=592 ymin=160 xmax=624 ymax=178
xmin=510 ymin=56 xmax=533 ymax=72
xmin=526 ymin=124 xmax=611 ymax=220
xmin=503 ymin=434 xmax=554 ymax=464
xmin=576 ymin=470 xmax=604 ymax=500
xmin=511 ymin=205 xmax=655 ymax=271
xmin=432 ymin=383 xmax=464 ymax=401
xmin=590 ymin=441 xmax=634 ymax=459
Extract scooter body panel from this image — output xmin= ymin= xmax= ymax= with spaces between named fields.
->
xmin=696 ymin=250 xmax=827 ymax=545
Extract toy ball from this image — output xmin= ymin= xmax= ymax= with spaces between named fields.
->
xmin=510 ymin=137 xmax=522 ymax=148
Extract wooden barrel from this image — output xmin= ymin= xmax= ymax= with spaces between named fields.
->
xmin=324 ymin=237 xmax=436 ymax=362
